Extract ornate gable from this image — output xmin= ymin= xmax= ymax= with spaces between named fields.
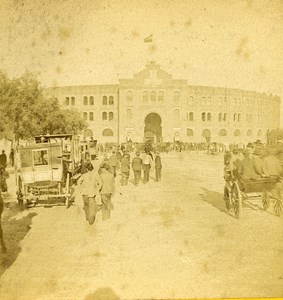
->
xmin=119 ymin=61 xmax=187 ymax=87
xmin=133 ymin=61 xmax=172 ymax=85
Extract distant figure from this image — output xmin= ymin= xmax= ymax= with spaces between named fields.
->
xmin=0 ymin=150 xmax=7 ymax=169
xmin=9 ymin=149 xmax=14 ymax=167
xmin=108 ymin=151 xmax=119 ymax=178
xmin=154 ymin=151 xmax=162 ymax=182
xmin=99 ymin=163 xmax=115 ymax=220
xmin=132 ymin=152 xmax=143 ymax=185
xmin=78 ymin=163 xmax=102 ymax=225
xmin=143 ymin=151 xmax=153 ymax=183
xmin=120 ymin=154 xmax=130 ymax=186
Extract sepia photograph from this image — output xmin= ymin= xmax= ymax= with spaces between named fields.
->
xmin=0 ymin=0 xmax=283 ymax=299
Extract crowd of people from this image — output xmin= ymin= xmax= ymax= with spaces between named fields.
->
xmin=77 ymin=148 xmax=162 ymax=225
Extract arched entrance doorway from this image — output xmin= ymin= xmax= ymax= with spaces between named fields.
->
xmin=144 ymin=113 xmax=162 ymax=143
xmin=202 ymin=129 xmax=211 ymax=142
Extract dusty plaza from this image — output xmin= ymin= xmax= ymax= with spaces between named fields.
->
xmin=1 ymin=0 xmax=283 ymax=300
xmin=0 ymin=151 xmax=282 ymax=299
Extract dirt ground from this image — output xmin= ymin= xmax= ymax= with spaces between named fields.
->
xmin=0 ymin=152 xmax=282 ymax=300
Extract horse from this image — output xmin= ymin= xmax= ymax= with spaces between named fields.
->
xmin=0 ymin=170 xmax=7 ymax=252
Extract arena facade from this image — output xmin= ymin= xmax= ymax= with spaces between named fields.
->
xmin=48 ymin=61 xmax=280 ymax=144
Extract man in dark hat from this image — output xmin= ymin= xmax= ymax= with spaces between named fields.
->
xmin=131 ymin=152 xmax=143 ymax=185
xmin=238 ymin=148 xmax=261 ymax=180
xmin=155 ymin=151 xmax=162 ymax=182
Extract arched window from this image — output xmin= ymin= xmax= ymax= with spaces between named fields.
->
xmin=143 ymin=91 xmax=149 ymax=102
xmin=250 ymin=114 xmax=253 ymax=122
xmin=218 ymin=113 xmax=222 ymax=122
xmin=102 ymin=129 xmax=113 ymax=136
xmin=71 ymin=97 xmax=75 ymax=105
xmin=83 ymin=112 xmax=88 ymax=120
xmin=89 ymin=112 xmax=94 ymax=121
xmin=218 ymin=97 xmax=222 ymax=106
xmin=174 ymin=109 xmax=180 ymax=121
xmin=234 ymin=129 xmax=241 ymax=137
xmin=151 ymin=91 xmax=156 ymax=101
xmin=127 ymin=109 xmax=133 ymax=119
xmin=257 ymin=129 xmax=262 ymax=137
xmin=102 ymin=112 xmax=107 ymax=120
xmin=219 ymin=129 xmax=227 ymax=136
xmin=246 ymin=114 xmax=250 ymax=123
xmin=223 ymin=113 xmax=227 ymax=121
xmin=233 ymin=113 xmax=237 ymax=121
xmin=158 ymin=91 xmax=164 ymax=101
xmin=89 ymin=96 xmax=94 ymax=105
xmin=109 ymin=112 xmax=114 ymax=121
xmin=109 ymin=96 xmax=114 ymax=105
xmin=207 ymin=112 xmax=212 ymax=121
xmin=83 ymin=96 xmax=88 ymax=105
xmin=206 ymin=97 xmax=211 ymax=105
xmin=65 ymin=97 xmax=70 ymax=105
xmin=188 ymin=96 xmax=194 ymax=105
xmin=247 ymin=129 xmax=253 ymax=137
xmin=201 ymin=112 xmax=206 ymax=121
xmin=238 ymin=114 xmax=241 ymax=122
xmin=174 ymin=91 xmax=180 ymax=102
xmin=102 ymin=96 xmax=107 ymax=105
xmin=187 ymin=129 xmax=194 ymax=136
xmin=188 ymin=112 xmax=194 ymax=121
xmin=201 ymin=97 xmax=206 ymax=105
xmin=126 ymin=91 xmax=132 ymax=102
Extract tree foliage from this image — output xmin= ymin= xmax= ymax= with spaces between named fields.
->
xmin=0 ymin=71 xmax=87 ymax=140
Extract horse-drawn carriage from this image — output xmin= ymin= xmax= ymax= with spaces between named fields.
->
xmin=15 ymin=134 xmax=82 ymax=208
xmin=224 ymin=171 xmax=283 ymax=218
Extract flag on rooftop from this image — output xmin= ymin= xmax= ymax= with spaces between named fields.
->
xmin=144 ymin=34 xmax=153 ymax=43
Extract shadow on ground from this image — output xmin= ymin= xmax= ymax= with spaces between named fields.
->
xmin=199 ymin=187 xmax=227 ymax=213
xmin=84 ymin=287 xmax=120 ymax=300
xmin=0 ymin=203 xmax=37 ymax=278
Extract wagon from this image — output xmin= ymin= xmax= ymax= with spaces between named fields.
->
xmin=224 ymin=176 xmax=283 ymax=218
xmin=15 ymin=134 xmax=81 ymax=208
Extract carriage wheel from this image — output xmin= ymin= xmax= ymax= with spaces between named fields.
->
xmin=65 ymin=173 xmax=70 ymax=208
xmin=17 ymin=177 xmax=25 ymax=210
xmin=231 ymin=182 xmax=242 ymax=219
xmin=274 ymin=199 xmax=282 ymax=217
xmin=224 ymin=185 xmax=231 ymax=211
xmin=262 ymin=191 xmax=270 ymax=211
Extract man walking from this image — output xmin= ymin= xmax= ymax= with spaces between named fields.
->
xmin=120 ymin=153 xmax=130 ymax=186
xmin=78 ymin=163 xmax=102 ymax=225
xmin=99 ymin=163 xmax=115 ymax=220
xmin=143 ymin=151 xmax=152 ymax=183
xmin=108 ymin=150 xmax=118 ymax=178
xmin=132 ymin=152 xmax=143 ymax=185
xmin=155 ymin=151 xmax=162 ymax=182
xmin=0 ymin=151 xmax=7 ymax=169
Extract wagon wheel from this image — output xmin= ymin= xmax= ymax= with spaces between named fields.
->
xmin=274 ymin=198 xmax=282 ymax=217
xmin=262 ymin=190 xmax=269 ymax=211
xmin=231 ymin=182 xmax=242 ymax=219
xmin=65 ymin=173 xmax=70 ymax=208
xmin=17 ymin=177 xmax=25 ymax=210
xmin=224 ymin=185 xmax=231 ymax=211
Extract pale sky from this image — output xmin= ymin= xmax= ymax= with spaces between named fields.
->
xmin=0 ymin=0 xmax=282 ymax=119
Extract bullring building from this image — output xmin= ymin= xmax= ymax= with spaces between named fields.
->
xmin=48 ymin=61 xmax=280 ymax=144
